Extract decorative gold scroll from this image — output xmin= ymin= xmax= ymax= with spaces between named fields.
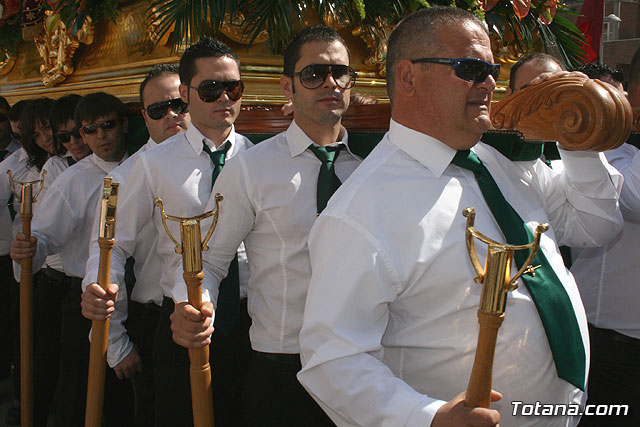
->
xmin=0 ymin=50 xmax=16 ymax=76
xmin=34 ymin=11 xmax=95 ymax=87
xmin=490 ymin=75 xmax=633 ymax=151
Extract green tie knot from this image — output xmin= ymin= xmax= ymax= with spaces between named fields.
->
xmin=203 ymin=140 xmax=231 ymax=167
xmin=308 ymin=144 xmax=344 ymax=214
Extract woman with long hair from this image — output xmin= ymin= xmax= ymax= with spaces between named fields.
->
xmin=19 ymin=98 xmax=55 ymax=171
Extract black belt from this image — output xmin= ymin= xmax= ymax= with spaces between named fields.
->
xmin=254 ymin=351 xmax=301 ymax=365
xmin=589 ymin=324 xmax=640 ymax=347
xmin=45 ymin=266 xmax=71 ymax=281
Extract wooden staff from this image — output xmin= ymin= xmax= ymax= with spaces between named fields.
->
xmin=461 ymin=207 xmax=547 ymax=408
xmin=7 ymin=170 xmax=46 ymax=427
xmin=155 ymin=195 xmax=222 ymax=427
xmin=85 ymin=178 xmax=119 ymax=427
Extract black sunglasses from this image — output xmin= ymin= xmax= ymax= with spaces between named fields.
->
xmin=291 ymin=64 xmax=357 ymax=90
xmin=82 ymin=118 xmax=118 ymax=135
xmin=54 ymin=127 xmax=82 ymax=144
xmin=188 ymin=80 xmax=244 ymax=103
xmin=410 ymin=57 xmax=501 ymax=83
xmin=0 ymin=113 xmax=7 ymax=123
xmin=145 ymin=98 xmax=188 ymax=120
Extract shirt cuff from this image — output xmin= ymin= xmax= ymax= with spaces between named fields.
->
xmin=406 ymin=399 xmax=447 ymax=427
xmin=106 ymin=334 xmax=134 ymax=368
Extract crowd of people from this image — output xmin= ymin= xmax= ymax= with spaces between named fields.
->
xmin=0 ymin=6 xmax=639 ymax=427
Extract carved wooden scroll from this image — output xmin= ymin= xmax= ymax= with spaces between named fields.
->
xmin=490 ymin=75 xmax=633 ymax=151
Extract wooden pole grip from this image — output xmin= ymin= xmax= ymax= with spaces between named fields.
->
xmin=85 ymin=237 xmax=114 ymax=427
xmin=19 ymin=212 xmax=34 ymax=427
xmin=465 ymin=311 xmax=505 ymax=408
xmin=183 ymin=270 xmax=214 ymax=427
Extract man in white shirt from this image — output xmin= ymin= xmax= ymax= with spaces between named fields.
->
xmin=297 ymin=7 xmax=622 ymax=427
xmin=80 ymin=38 xmax=253 ymax=427
xmin=11 ymin=92 xmax=134 ymax=427
xmin=570 ymin=48 xmax=640 ymax=426
xmin=81 ymin=63 xmax=190 ymax=427
xmin=171 ymin=26 xmax=361 ymax=426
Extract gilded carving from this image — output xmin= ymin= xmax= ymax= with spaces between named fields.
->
xmin=0 ymin=49 xmax=16 ymax=76
xmin=351 ymin=18 xmax=391 ymax=77
xmin=34 ymin=11 xmax=94 ymax=87
xmin=220 ymin=13 xmax=269 ymax=45
xmin=490 ymin=75 xmax=633 ymax=151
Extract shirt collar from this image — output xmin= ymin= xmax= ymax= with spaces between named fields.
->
xmin=285 ymin=119 xmax=351 ymax=158
xmin=146 ymin=137 xmax=158 ymax=149
xmin=6 ymin=140 xmax=20 ymax=153
xmin=186 ymin=124 xmax=237 ymax=155
xmin=91 ymin=152 xmax=129 ymax=174
xmin=388 ymin=119 xmax=458 ymax=178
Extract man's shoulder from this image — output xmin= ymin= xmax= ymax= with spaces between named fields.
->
xmin=231 ymin=131 xmax=287 ymax=162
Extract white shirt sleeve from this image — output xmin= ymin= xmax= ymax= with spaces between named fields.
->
xmin=605 ymin=144 xmax=640 ymax=221
xmin=298 ymin=214 xmax=445 ymax=427
xmin=530 ymin=148 xmax=623 ymax=247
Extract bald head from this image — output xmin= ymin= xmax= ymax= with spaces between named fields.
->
xmin=385 ymin=6 xmax=486 ymax=104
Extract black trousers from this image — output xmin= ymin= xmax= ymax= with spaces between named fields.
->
xmin=243 ymin=351 xmax=335 ymax=427
xmin=153 ymin=297 xmax=252 ymax=427
xmin=578 ymin=324 xmax=640 ymax=426
xmin=0 ymin=254 xmax=15 ymax=380
xmin=128 ymin=301 xmax=161 ymax=427
xmin=53 ymin=274 xmax=135 ymax=427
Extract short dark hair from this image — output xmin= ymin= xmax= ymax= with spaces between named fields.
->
xmin=19 ymin=98 xmax=54 ymax=170
xmin=283 ymin=26 xmax=350 ymax=77
xmin=179 ymin=37 xmax=239 ymax=85
xmin=509 ymin=53 xmax=562 ymax=91
xmin=50 ymin=94 xmax=81 ymax=131
xmin=8 ymin=99 xmax=28 ymax=122
xmin=75 ymin=92 xmax=127 ymax=127
xmin=140 ymin=63 xmax=179 ymax=106
xmin=0 ymin=96 xmax=9 ymax=111
xmin=386 ymin=7 xmax=486 ymax=102
xmin=575 ymin=62 xmax=624 ymax=84
xmin=628 ymin=46 xmax=640 ymax=92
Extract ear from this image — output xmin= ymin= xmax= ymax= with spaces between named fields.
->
xmin=505 ymin=87 xmax=513 ymax=97
xmin=121 ymin=116 xmax=129 ymax=135
xmin=280 ymin=75 xmax=293 ymax=100
xmin=396 ymin=60 xmax=417 ymax=98
xmin=179 ymin=83 xmax=189 ymax=104
xmin=79 ymin=128 xmax=89 ymax=146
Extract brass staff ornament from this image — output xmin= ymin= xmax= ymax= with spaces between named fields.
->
xmin=7 ymin=169 xmax=46 ymax=427
xmin=85 ymin=177 xmax=119 ymax=427
xmin=462 ymin=207 xmax=548 ymax=409
xmin=154 ymin=193 xmax=223 ymax=427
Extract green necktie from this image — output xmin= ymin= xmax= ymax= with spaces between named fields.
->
xmin=308 ymin=144 xmax=343 ymax=214
xmin=452 ymin=149 xmax=586 ymax=391
xmin=202 ymin=140 xmax=231 ymax=184
xmin=202 ymin=139 xmax=239 ymax=336
xmin=67 ymin=156 xmax=76 ymax=167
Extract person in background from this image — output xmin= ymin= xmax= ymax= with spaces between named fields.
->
xmin=82 ymin=63 xmax=190 ymax=427
xmin=570 ymin=47 xmax=640 ymax=426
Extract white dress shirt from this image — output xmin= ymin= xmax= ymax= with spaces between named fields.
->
xmin=571 ymin=143 xmax=640 ymax=339
xmin=83 ymin=139 xmax=167 ymax=367
xmin=297 ymin=119 xmax=622 ymax=427
xmin=40 ymin=154 xmax=79 ymax=272
xmin=83 ymin=125 xmax=253 ymax=314
xmin=0 ymin=148 xmax=43 ymax=256
xmin=15 ymin=153 xmax=124 ymax=279
xmin=196 ymin=120 xmax=361 ymax=354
